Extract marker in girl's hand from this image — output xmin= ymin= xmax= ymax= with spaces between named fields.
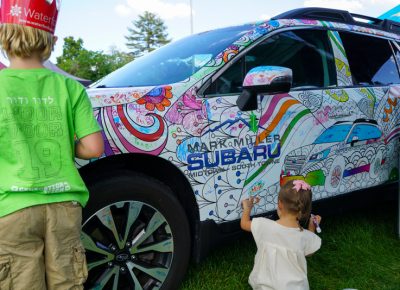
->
xmin=311 ymin=214 xmax=321 ymax=233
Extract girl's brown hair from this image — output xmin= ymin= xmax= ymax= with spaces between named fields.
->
xmin=0 ymin=24 xmax=55 ymax=61
xmin=278 ymin=180 xmax=312 ymax=230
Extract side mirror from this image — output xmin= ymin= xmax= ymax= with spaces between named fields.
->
xmin=236 ymin=66 xmax=292 ymax=111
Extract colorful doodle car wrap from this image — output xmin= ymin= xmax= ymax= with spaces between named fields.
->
xmin=282 ymin=119 xmax=387 ymax=192
xmin=84 ymin=18 xmax=400 ymax=223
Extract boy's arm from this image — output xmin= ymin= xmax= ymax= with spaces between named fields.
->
xmin=75 ymin=132 xmax=104 ymax=159
xmin=72 ymin=84 xmax=103 ymax=160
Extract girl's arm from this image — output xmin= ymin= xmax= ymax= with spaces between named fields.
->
xmin=240 ymin=196 xmax=259 ymax=232
xmin=240 ymin=205 xmax=252 ymax=232
xmin=306 ymin=215 xmax=322 ymax=256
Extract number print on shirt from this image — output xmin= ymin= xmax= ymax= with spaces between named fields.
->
xmin=15 ymin=140 xmax=62 ymax=180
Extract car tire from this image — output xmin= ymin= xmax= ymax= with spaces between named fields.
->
xmin=81 ymin=171 xmax=191 ymax=290
xmin=325 ymin=155 xmax=345 ymax=194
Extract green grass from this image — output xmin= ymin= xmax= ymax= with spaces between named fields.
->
xmin=180 ymin=200 xmax=400 ymax=290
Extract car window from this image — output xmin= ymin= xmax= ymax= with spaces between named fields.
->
xmin=314 ymin=124 xmax=352 ymax=144
xmin=204 ymin=29 xmax=336 ymax=95
xmin=93 ymin=24 xmax=253 ymax=88
xmin=340 ymin=32 xmax=400 ymax=86
xmin=346 ymin=124 xmax=382 ymax=143
xmin=394 ymin=42 xmax=400 ymax=71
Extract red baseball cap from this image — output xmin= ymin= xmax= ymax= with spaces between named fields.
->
xmin=0 ymin=0 xmax=61 ymax=34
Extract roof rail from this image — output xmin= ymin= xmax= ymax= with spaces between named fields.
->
xmin=272 ymin=7 xmax=400 ymax=34
xmin=382 ymin=19 xmax=400 ymax=33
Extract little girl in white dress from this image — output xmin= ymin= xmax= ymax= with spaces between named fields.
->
xmin=241 ymin=180 xmax=322 ymax=290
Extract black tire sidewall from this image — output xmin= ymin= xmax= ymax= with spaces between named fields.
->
xmin=84 ymin=172 xmax=191 ymax=290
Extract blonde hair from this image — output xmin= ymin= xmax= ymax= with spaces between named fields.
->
xmin=0 ymin=24 xmax=55 ymax=61
xmin=279 ymin=180 xmax=312 ymax=230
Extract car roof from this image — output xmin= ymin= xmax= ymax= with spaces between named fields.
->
xmin=272 ymin=7 xmax=400 ymax=34
xmin=196 ymin=7 xmax=400 ymax=59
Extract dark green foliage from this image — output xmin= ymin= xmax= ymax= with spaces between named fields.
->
xmin=125 ymin=11 xmax=171 ymax=57
xmin=56 ymin=37 xmax=134 ymax=82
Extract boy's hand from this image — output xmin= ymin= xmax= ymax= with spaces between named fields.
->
xmin=242 ymin=196 xmax=260 ymax=211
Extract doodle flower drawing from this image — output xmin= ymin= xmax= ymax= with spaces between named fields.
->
xmin=136 ymin=86 xmax=173 ymax=111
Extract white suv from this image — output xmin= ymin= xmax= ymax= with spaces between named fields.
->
xmin=78 ymin=7 xmax=400 ymax=289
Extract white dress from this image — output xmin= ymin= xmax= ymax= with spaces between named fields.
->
xmin=249 ymin=217 xmax=321 ymax=290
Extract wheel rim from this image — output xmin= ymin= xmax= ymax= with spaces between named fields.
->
xmin=82 ymin=201 xmax=174 ymax=290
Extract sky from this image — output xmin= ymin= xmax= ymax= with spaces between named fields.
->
xmin=2 ymin=0 xmax=400 ymax=64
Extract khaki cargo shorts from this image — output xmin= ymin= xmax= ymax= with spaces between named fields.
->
xmin=0 ymin=202 xmax=88 ymax=290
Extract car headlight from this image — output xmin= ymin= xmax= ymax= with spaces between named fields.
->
xmin=309 ymin=149 xmax=330 ymax=161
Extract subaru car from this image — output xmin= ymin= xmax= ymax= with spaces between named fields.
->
xmin=78 ymin=8 xmax=400 ymax=289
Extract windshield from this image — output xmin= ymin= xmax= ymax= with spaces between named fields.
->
xmin=314 ymin=124 xmax=352 ymax=144
xmin=94 ymin=24 xmax=254 ymax=88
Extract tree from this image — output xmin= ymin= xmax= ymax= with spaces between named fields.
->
xmin=107 ymin=46 xmax=134 ymax=72
xmin=125 ymin=11 xmax=171 ymax=57
xmin=56 ymin=37 xmax=134 ymax=81
xmin=56 ymin=37 xmax=85 ymax=76
xmin=57 ymin=37 xmax=106 ymax=81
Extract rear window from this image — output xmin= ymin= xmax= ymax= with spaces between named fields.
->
xmin=340 ymin=32 xmax=400 ymax=86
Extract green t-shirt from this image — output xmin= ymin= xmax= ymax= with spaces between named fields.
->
xmin=0 ymin=68 xmax=101 ymax=217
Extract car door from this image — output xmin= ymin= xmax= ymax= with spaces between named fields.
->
xmin=198 ymin=55 xmax=263 ymax=222
xmin=333 ymin=31 xmax=400 ymax=192
xmin=202 ymin=28 xmax=337 ymax=221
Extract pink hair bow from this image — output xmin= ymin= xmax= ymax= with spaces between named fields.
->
xmin=292 ymin=180 xmax=311 ymax=192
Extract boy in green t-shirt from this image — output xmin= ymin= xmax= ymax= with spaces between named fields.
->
xmin=0 ymin=1 xmax=104 ymax=289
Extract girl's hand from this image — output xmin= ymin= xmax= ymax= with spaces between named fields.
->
xmin=308 ymin=214 xmax=322 ymax=233
xmin=242 ymin=196 xmax=260 ymax=211
xmin=240 ymin=196 xmax=260 ymax=232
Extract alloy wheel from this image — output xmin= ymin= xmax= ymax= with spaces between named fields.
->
xmin=82 ymin=201 xmax=174 ymax=290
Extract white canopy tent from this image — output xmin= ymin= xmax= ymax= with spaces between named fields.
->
xmin=0 ymin=60 xmax=92 ymax=87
